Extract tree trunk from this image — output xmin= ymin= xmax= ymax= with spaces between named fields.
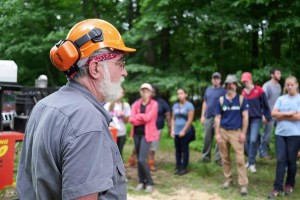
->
xmin=160 ymin=28 xmax=170 ymax=67
xmin=251 ymin=28 xmax=259 ymax=69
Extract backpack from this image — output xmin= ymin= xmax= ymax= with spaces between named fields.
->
xmin=219 ymin=95 xmax=244 ymax=108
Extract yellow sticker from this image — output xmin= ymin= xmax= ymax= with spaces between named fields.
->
xmin=0 ymin=145 xmax=9 ymax=157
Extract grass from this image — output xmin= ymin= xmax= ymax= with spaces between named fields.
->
xmin=125 ymin=122 xmax=300 ymax=200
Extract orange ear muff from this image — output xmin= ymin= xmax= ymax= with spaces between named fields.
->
xmin=49 ymin=40 xmax=80 ymax=71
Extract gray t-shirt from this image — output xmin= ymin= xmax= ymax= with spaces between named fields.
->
xmin=16 ymin=81 xmax=126 ymax=200
xmin=262 ymin=80 xmax=282 ymax=109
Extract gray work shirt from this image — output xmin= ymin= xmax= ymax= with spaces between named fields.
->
xmin=16 ymin=80 xmax=127 ymax=200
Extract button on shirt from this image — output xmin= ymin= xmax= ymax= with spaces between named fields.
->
xmin=16 ymin=80 xmax=127 ymax=200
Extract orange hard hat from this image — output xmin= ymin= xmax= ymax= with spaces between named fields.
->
xmin=50 ymin=19 xmax=135 ymax=73
xmin=67 ymin=19 xmax=136 ymax=59
xmin=241 ymin=72 xmax=252 ymax=82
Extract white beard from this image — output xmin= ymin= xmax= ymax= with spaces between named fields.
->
xmin=98 ymin=64 xmax=124 ymax=102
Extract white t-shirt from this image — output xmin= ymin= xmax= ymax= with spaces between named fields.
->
xmin=104 ymin=102 xmax=131 ymax=137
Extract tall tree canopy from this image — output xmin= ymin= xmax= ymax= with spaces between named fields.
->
xmin=1 ymin=0 xmax=299 ymax=96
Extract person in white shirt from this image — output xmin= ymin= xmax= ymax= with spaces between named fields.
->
xmin=105 ymin=86 xmax=131 ymax=158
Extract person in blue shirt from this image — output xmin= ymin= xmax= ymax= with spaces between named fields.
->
xmin=200 ymin=72 xmax=226 ymax=165
xmin=268 ymin=76 xmax=300 ymax=199
xmin=171 ymin=88 xmax=195 ymax=176
xmin=214 ymin=74 xmax=249 ymax=196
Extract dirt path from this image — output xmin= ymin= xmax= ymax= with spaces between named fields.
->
xmin=128 ymin=188 xmax=224 ymax=200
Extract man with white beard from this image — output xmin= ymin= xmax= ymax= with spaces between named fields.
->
xmin=16 ymin=19 xmax=135 ymax=200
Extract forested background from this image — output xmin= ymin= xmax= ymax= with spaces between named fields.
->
xmin=1 ymin=0 xmax=300 ymax=108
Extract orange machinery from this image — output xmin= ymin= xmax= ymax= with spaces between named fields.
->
xmin=0 ymin=131 xmax=24 ymax=190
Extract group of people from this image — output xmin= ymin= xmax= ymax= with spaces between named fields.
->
xmin=201 ymin=70 xmax=300 ymax=198
xmin=14 ymin=18 xmax=300 ymax=200
xmin=105 ymin=82 xmax=195 ymax=192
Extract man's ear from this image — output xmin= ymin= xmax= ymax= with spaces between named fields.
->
xmin=88 ymin=60 xmax=102 ymax=79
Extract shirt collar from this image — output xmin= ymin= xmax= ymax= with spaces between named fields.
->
xmin=67 ymin=80 xmax=112 ymax=125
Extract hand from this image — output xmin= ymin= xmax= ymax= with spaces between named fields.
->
xmin=171 ymin=131 xmax=175 ymax=138
xmin=179 ymin=131 xmax=185 ymax=138
xmin=200 ymin=117 xmax=205 ymax=125
xmin=116 ymin=110 xmax=124 ymax=117
xmin=262 ymin=116 xmax=267 ymax=124
xmin=128 ymin=137 xmax=133 ymax=143
xmin=285 ymin=111 xmax=297 ymax=116
xmin=215 ymin=134 xmax=222 ymax=144
xmin=239 ymin=133 xmax=246 ymax=144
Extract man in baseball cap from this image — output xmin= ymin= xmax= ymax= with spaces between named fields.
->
xmin=200 ymin=72 xmax=225 ymax=165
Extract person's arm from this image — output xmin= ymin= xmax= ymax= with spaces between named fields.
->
xmin=272 ymin=108 xmax=299 ymax=121
xmin=170 ymin=111 xmax=175 ymax=138
xmin=120 ymin=103 xmax=130 ymax=123
xmin=129 ymin=103 xmax=145 ymax=126
xmin=214 ymin=97 xmax=222 ymax=143
xmin=200 ymin=100 xmax=207 ymax=125
xmin=261 ymin=92 xmax=272 ymax=122
xmin=214 ymin=114 xmax=221 ymax=144
xmin=239 ymin=110 xmax=249 ymax=144
xmin=121 ymin=114 xmax=129 ymax=123
xmin=62 ymin=131 xmax=115 ymax=199
xmin=165 ymin=111 xmax=171 ymax=134
xmin=179 ymin=109 xmax=194 ymax=137
xmin=137 ymin=100 xmax=158 ymax=122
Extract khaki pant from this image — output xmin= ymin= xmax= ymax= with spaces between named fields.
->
xmin=219 ymin=128 xmax=248 ymax=186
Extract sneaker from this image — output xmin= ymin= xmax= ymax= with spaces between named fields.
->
xmin=245 ymin=162 xmax=249 ymax=169
xmin=178 ymin=169 xmax=187 ymax=176
xmin=263 ymin=155 xmax=273 ymax=160
xmin=240 ymin=186 xmax=248 ymax=196
xmin=284 ymin=185 xmax=293 ymax=195
xmin=174 ymin=168 xmax=180 ymax=175
xmin=248 ymin=164 xmax=256 ymax=173
xmin=145 ymin=185 xmax=153 ymax=193
xmin=200 ymin=157 xmax=211 ymax=163
xmin=135 ymin=183 xmax=144 ymax=191
xmin=221 ymin=181 xmax=232 ymax=189
xmin=215 ymin=159 xmax=222 ymax=166
xmin=268 ymin=190 xmax=281 ymax=199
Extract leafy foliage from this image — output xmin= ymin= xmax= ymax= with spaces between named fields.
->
xmin=1 ymin=0 xmax=300 ymax=98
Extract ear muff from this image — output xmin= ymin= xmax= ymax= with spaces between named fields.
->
xmin=50 ymin=40 xmax=80 ymax=71
xmin=49 ymin=28 xmax=104 ymax=74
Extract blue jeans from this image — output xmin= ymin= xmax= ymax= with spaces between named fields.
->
xmin=259 ymin=120 xmax=274 ymax=157
xmin=245 ymin=118 xmax=262 ymax=165
xmin=273 ymin=135 xmax=300 ymax=191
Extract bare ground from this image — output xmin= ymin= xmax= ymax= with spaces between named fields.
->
xmin=125 ymin=145 xmax=225 ymax=200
